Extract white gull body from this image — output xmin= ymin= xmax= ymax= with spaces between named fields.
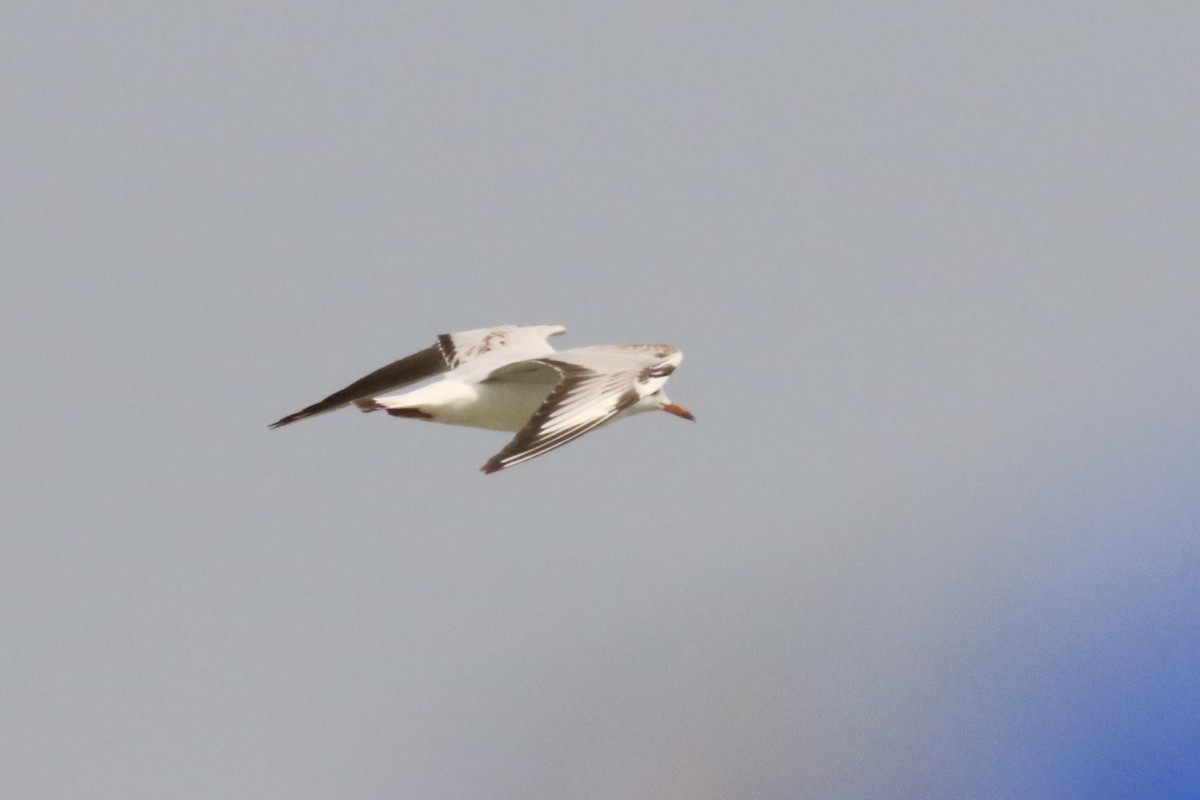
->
xmin=270 ymin=324 xmax=693 ymax=473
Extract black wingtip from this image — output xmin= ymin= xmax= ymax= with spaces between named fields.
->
xmin=268 ymin=411 xmax=307 ymax=428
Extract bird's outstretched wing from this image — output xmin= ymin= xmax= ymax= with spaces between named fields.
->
xmin=480 ymin=345 xmax=677 ymax=473
xmin=269 ymin=324 xmax=565 ymax=428
xmin=436 ymin=324 xmax=565 ymax=372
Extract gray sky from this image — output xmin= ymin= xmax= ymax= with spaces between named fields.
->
xmin=4 ymin=2 xmax=1200 ymax=798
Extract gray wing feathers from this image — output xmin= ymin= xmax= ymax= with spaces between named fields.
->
xmin=269 ymin=344 xmax=448 ymax=428
xmin=269 ymin=324 xmax=567 ymax=429
xmin=438 ymin=324 xmax=565 ymax=370
xmin=480 ymin=360 xmax=640 ymax=473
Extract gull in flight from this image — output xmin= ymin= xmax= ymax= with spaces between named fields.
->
xmin=270 ymin=324 xmax=694 ymax=473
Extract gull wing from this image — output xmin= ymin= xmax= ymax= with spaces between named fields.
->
xmin=437 ymin=324 xmax=565 ymax=372
xmin=480 ymin=345 xmax=678 ymax=473
xmin=269 ymin=323 xmax=566 ymax=428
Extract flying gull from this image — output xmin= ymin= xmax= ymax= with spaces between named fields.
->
xmin=270 ymin=324 xmax=693 ymax=473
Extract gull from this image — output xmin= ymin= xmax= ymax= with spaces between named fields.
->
xmin=269 ymin=324 xmax=694 ymax=473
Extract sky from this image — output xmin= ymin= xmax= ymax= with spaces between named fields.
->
xmin=3 ymin=2 xmax=1199 ymax=798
